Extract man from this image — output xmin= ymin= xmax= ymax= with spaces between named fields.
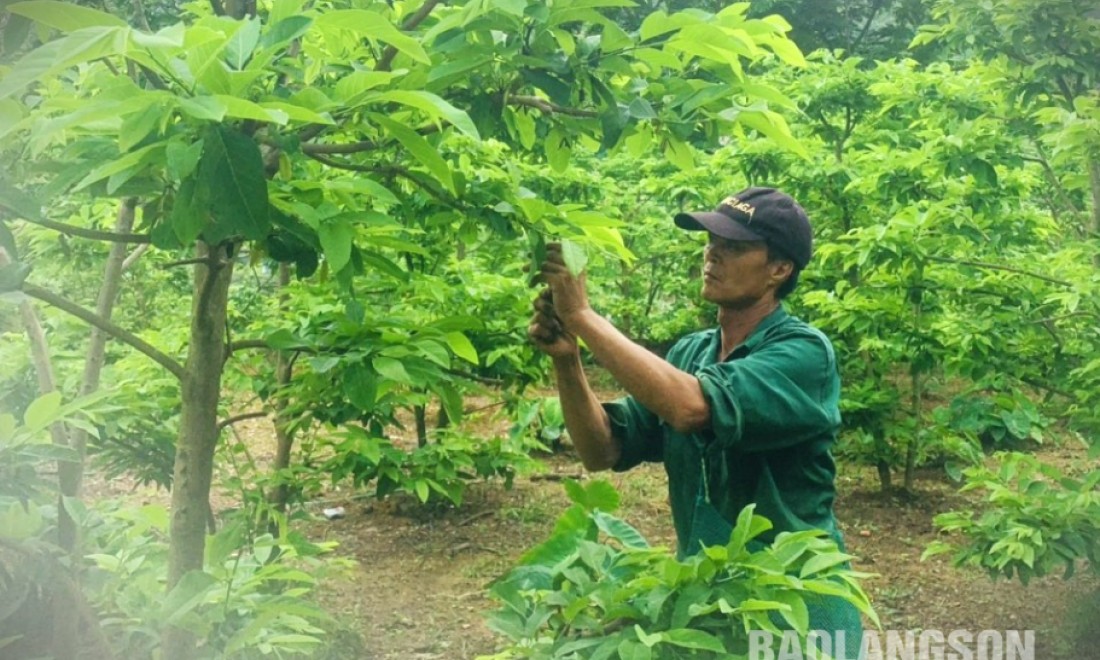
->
xmin=528 ymin=186 xmax=862 ymax=656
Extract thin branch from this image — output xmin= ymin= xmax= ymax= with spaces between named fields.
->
xmin=849 ymin=0 xmax=885 ymax=55
xmin=302 ymin=140 xmax=378 ymax=155
xmin=23 ymin=283 xmax=186 ymax=380
xmin=925 ymin=256 xmax=1073 ymax=287
xmin=162 ymin=256 xmax=224 ymax=269
xmin=1018 ymin=375 xmax=1072 ymax=399
xmin=1021 ymin=144 xmax=1082 ymax=216
xmin=305 ymin=153 xmax=454 ymax=205
xmin=445 ymin=368 xmax=503 ymax=386
xmin=508 ymin=95 xmax=599 ymax=118
xmin=376 ymin=0 xmax=445 ymax=72
xmin=305 ymin=152 xmax=379 ymax=173
xmin=131 ymin=0 xmax=152 ymax=31
xmin=121 ymin=243 xmax=150 ymax=271
xmin=12 ymin=216 xmax=151 ymax=243
xmin=228 ymin=338 xmax=274 ymax=354
xmin=301 ymin=125 xmax=439 ymax=155
xmin=217 ymin=411 xmax=268 ymax=433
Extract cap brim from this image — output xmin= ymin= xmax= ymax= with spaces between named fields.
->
xmin=673 ymin=212 xmax=764 ymax=242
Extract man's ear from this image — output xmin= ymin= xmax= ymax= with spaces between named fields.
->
xmin=769 ymin=259 xmax=794 ymax=286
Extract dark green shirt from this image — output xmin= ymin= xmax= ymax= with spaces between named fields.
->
xmin=606 ymin=306 xmax=843 ymax=552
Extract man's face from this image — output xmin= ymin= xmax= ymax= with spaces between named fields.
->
xmin=701 ymin=234 xmax=788 ymax=308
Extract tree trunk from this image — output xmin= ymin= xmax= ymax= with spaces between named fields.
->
xmin=163 ymin=241 xmax=235 ymax=660
xmin=415 ymin=403 xmax=428 ymax=447
xmin=904 ymin=369 xmax=921 ymax=493
xmin=269 ymin=264 xmax=296 ymax=514
xmin=1 ymin=247 xmax=80 ymax=660
xmin=1089 ymin=157 xmax=1100 ymax=268
xmin=904 ymin=290 xmax=924 ymax=493
xmin=61 ymin=200 xmax=137 ymax=546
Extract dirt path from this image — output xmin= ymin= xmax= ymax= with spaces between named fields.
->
xmin=301 ymin=443 xmax=1099 ymax=659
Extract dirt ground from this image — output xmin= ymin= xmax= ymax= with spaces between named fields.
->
xmin=292 ymin=431 xmax=1100 ymax=660
xmin=83 ymin=399 xmax=1100 ymax=659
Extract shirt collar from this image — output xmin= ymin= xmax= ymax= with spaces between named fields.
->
xmin=713 ymin=304 xmax=789 ymax=360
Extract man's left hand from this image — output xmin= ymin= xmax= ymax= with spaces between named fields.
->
xmin=538 ymin=241 xmax=591 ymax=329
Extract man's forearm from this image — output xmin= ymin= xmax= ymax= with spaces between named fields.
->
xmin=569 ymin=309 xmax=709 ymax=433
xmin=551 ymin=351 xmax=621 ymax=471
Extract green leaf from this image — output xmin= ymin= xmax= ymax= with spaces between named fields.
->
xmin=344 ymin=363 xmax=378 ymax=410
xmin=224 ymin=17 xmax=261 ymax=70
xmin=170 ymin=177 xmax=210 ymax=245
xmin=198 ymin=125 xmax=270 ymax=242
xmin=373 ymin=356 xmax=412 ymax=384
xmin=8 ymin=1 xmax=126 ymax=31
xmin=315 ymin=10 xmax=430 ymax=65
xmin=0 ymin=223 xmax=18 ymax=262
xmin=160 ymin=570 xmax=218 ymax=625
xmin=259 ymin=101 xmax=334 ymax=125
xmin=799 ymin=551 xmax=852 ymax=578
xmin=20 ymin=443 xmax=81 ymax=462
xmin=0 ymin=502 xmax=43 ymax=540
xmin=119 ymin=100 xmax=166 ymax=152
xmin=260 ymin=15 xmax=313 ymax=50
xmin=177 ymin=96 xmax=228 ymax=121
xmin=371 ymin=113 xmax=454 ymax=194
xmin=660 ymin=629 xmax=726 ymax=653
xmin=414 ymin=479 xmax=430 ymax=502
xmin=166 ymin=139 xmax=204 ymax=181
xmin=368 ymin=90 xmax=480 ymax=139
xmin=214 ymin=95 xmax=289 ymax=124
xmin=561 ymin=238 xmax=588 ymax=275
xmin=564 ymin=479 xmax=621 ymax=512
xmin=73 ymin=141 xmax=166 ymax=192
xmin=627 ymin=96 xmax=656 ymax=119
xmin=318 ymin=218 xmax=354 ymax=273
xmin=333 ymin=71 xmax=398 ymax=104
xmin=593 ymin=511 xmax=649 ymax=548
xmin=545 ymin=128 xmax=570 ymax=172
xmin=0 ymin=180 xmax=41 ymax=220
xmin=444 ymin=331 xmax=478 ymax=364
xmin=728 ymin=504 xmax=772 ymax=552
xmin=663 ymin=136 xmax=693 ymax=171
xmin=764 ymin=36 xmax=805 ymax=66
xmin=617 ymin=639 xmax=652 ymax=660
xmin=0 ymin=26 xmax=129 ymax=101
xmin=23 ymin=391 xmax=62 ymax=433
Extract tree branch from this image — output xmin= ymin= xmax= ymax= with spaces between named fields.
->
xmin=228 ymin=338 xmax=276 ymax=354
xmin=217 ymin=411 xmax=268 ymax=433
xmin=23 ymin=283 xmax=186 ymax=380
xmin=122 ymin=243 xmax=150 ymax=271
xmin=508 ymin=95 xmax=599 ymax=117
xmin=445 ymin=368 xmax=503 ymax=386
xmin=305 ymin=153 xmax=455 ymax=205
xmin=376 ymin=0 xmax=445 ymax=72
xmin=849 ymin=0 xmax=885 ymax=55
xmin=301 ymin=125 xmax=439 ymax=155
xmin=925 ymin=256 xmax=1073 ymax=287
xmin=302 ymin=140 xmax=378 ymax=155
xmin=17 ymin=215 xmax=150 ymax=243
xmin=163 ymin=256 xmax=226 ymax=269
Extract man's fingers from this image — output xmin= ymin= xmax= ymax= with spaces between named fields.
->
xmin=528 ymin=321 xmax=561 ymax=344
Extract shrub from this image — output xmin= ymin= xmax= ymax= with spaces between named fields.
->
xmin=484 ymin=480 xmax=878 ymax=659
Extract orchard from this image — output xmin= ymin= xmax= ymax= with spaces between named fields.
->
xmin=0 ymin=0 xmax=1097 ymax=658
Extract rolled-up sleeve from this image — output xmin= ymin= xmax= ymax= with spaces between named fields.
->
xmin=695 ymin=333 xmax=838 ymax=452
xmin=603 ymin=396 xmax=663 ymax=471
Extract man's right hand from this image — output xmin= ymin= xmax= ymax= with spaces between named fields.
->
xmin=528 ymin=288 xmax=579 ymax=358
